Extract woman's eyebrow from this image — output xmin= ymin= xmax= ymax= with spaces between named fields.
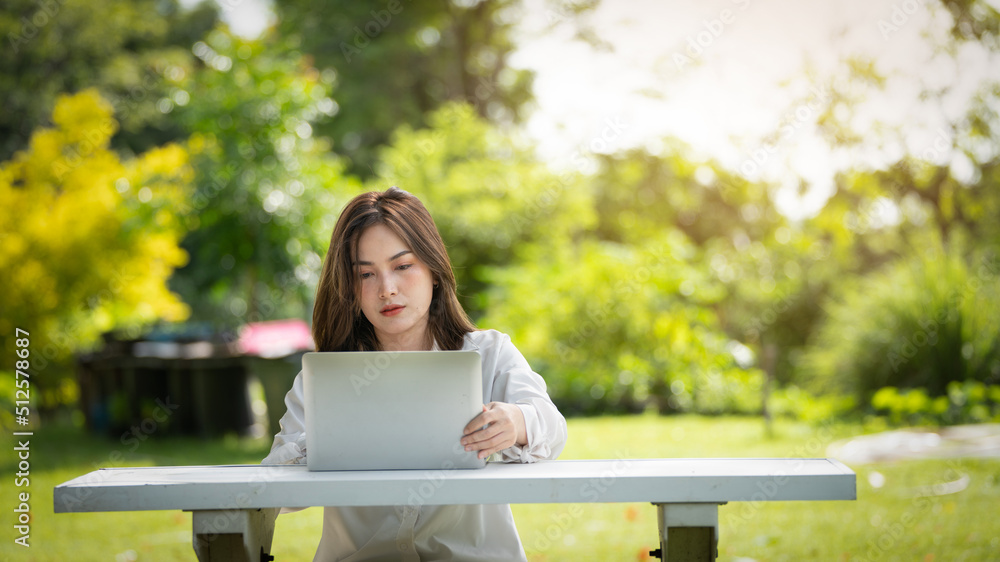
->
xmin=353 ymin=250 xmax=413 ymax=266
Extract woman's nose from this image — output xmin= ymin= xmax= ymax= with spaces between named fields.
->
xmin=378 ymin=276 xmax=397 ymax=299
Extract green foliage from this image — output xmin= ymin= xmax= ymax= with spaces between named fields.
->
xmin=167 ymin=28 xmax=362 ymax=328
xmin=0 ymin=0 xmax=218 ymax=160
xmin=590 ymin=147 xmax=831 ymax=390
xmin=0 ymin=89 xmax=193 ymax=408
xmin=480 ymin=232 xmax=760 ymax=416
xmin=937 ymin=0 xmax=1000 ymax=43
xmin=785 ymin=18 xmax=1000 ymax=422
xmin=707 ymin=218 xmax=832 ymax=388
xmin=800 ymin=235 xmax=1000 ymax=405
xmin=872 ymin=381 xmax=1000 ymax=426
xmin=274 ymin=0 xmax=546 ymax=176
xmin=768 ymin=386 xmax=858 ymax=423
xmin=591 ymin=146 xmax=786 ymax=247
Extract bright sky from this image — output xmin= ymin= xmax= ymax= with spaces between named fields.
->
xmin=510 ymin=0 xmax=999 ymax=218
xmin=203 ymin=0 xmax=999 ymax=219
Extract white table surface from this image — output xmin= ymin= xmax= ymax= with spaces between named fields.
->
xmin=54 ymin=458 xmax=855 ymax=513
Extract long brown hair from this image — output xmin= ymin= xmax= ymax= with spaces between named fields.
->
xmin=312 ymin=187 xmax=476 ymax=351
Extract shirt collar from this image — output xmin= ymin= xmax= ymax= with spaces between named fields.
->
xmin=431 ymin=332 xmax=480 ymax=352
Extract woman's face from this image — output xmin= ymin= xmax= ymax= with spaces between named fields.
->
xmin=355 ymin=223 xmax=436 ymax=351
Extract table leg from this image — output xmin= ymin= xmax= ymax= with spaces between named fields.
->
xmin=191 ymin=508 xmax=278 ymax=562
xmin=650 ymin=503 xmax=722 ymax=561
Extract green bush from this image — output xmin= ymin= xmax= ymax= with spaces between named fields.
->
xmin=690 ymin=365 xmax=767 ymax=416
xmin=871 ymin=381 xmax=1000 ymax=426
xmin=769 ymin=385 xmax=857 ymax=423
xmin=480 ymin=234 xmax=755 ymax=416
xmin=799 ymin=239 xmax=1000 ymax=406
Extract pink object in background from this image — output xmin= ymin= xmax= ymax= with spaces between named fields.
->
xmin=238 ymin=319 xmax=314 ymax=358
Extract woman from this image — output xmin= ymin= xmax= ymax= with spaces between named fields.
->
xmin=263 ymin=187 xmax=567 ymax=561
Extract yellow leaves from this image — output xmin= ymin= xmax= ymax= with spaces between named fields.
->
xmin=161 ymin=298 xmax=191 ymax=323
xmin=0 ymin=89 xmax=194 ymax=359
xmin=186 ymin=131 xmax=220 ymax=157
xmin=126 ymin=142 xmax=192 ymax=221
xmin=51 ymin=89 xmax=118 ymax=144
xmin=140 ymin=233 xmax=189 ymax=268
xmin=21 ymin=130 xmax=64 ymax=185
xmin=427 ymin=101 xmax=479 ymax=131
xmin=187 ymin=132 xmax=207 ymax=154
xmin=653 ymin=315 xmax=675 ymax=341
xmin=135 ymin=143 xmax=190 ymax=178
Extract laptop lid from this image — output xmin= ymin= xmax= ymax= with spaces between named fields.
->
xmin=302 ymin=350 xmax=487 ymax=471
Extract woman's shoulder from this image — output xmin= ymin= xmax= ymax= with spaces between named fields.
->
xmin=463 ymin=329 xmax=533 ymax=375
xmin=462 ymin=328 xmax=511 ymax=351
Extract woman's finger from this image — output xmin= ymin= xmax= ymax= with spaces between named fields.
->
xmin=460 ymin=402 xmax=521 ymax=457
xmin=463 ymin=422 xmax=503 ymax=448
xmin=462 ymin=404 xmax=493 ymax=436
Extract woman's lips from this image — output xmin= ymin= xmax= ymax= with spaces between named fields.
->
xmin=380 ymin=305 xmax=404 ymax=317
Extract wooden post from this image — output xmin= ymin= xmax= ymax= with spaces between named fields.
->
xmin=651 ymin=503 xmax=721 ymax=561
xmin=192 ymin=507 xmax=278 ymax=562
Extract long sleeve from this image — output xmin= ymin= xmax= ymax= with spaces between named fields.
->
xmin=262 ymin=371 xmax=308 ymax=466
xmin=261 ymin=372 xmax=311 ymax=515
xmin=472 ymin=330 xmax=568 ymax=464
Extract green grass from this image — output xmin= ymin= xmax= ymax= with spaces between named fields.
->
xmin=1 ymin=414 xmax=998 ymax=561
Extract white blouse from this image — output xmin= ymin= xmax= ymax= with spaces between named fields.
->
xmin=262 ymin=329 xmax=568 ymax=561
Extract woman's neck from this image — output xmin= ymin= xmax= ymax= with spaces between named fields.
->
xmin=378 ymin=329 xmax=434 ymax=352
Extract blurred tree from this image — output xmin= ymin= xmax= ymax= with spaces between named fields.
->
xmin=273 ymin=0 xmax=585 ymax=177
xmin=0 ymin=0 xmax=218 ymax=160
xmin=800 ymin=96 xmax=1000 ymax=404
xmin=0 ymin=89 xmax=193 ymax=409
xmin=480 ymin=232 xmax=763 ymax=415
xmin=589 ymin=145 xmax=782 ymax=246
xmin=936 ymin=0 xmax=1000 ymax=44
xmin=794 ymin=1 xmax=1000 ymax=406
xmin=368 ymin=101 xmax=595 ymax=318
xmin=810 ymin=0 xmax=1000 ymax=254
xmin=800 ymin=233 xmax=1000 ymax=403
xmin=587 ymin=146 xmax=825 ymax=389
xmin=167 ymin=28 xmax=362 ymax=328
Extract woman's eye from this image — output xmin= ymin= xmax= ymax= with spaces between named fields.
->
xmin=360 ymin=272 xmax=373 ymax=279
xmin=397 ymin=264 xmax=412 ymax=271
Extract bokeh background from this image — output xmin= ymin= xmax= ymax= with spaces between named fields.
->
xmin=1 ymin=0 xmax=999 ymax=560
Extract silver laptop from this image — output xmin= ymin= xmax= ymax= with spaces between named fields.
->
xmin=302 ymin=350 xmax=487 ymax=471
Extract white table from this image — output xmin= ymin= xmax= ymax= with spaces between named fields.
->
xmin=54 ymin=458 xmax=855 ymax=561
